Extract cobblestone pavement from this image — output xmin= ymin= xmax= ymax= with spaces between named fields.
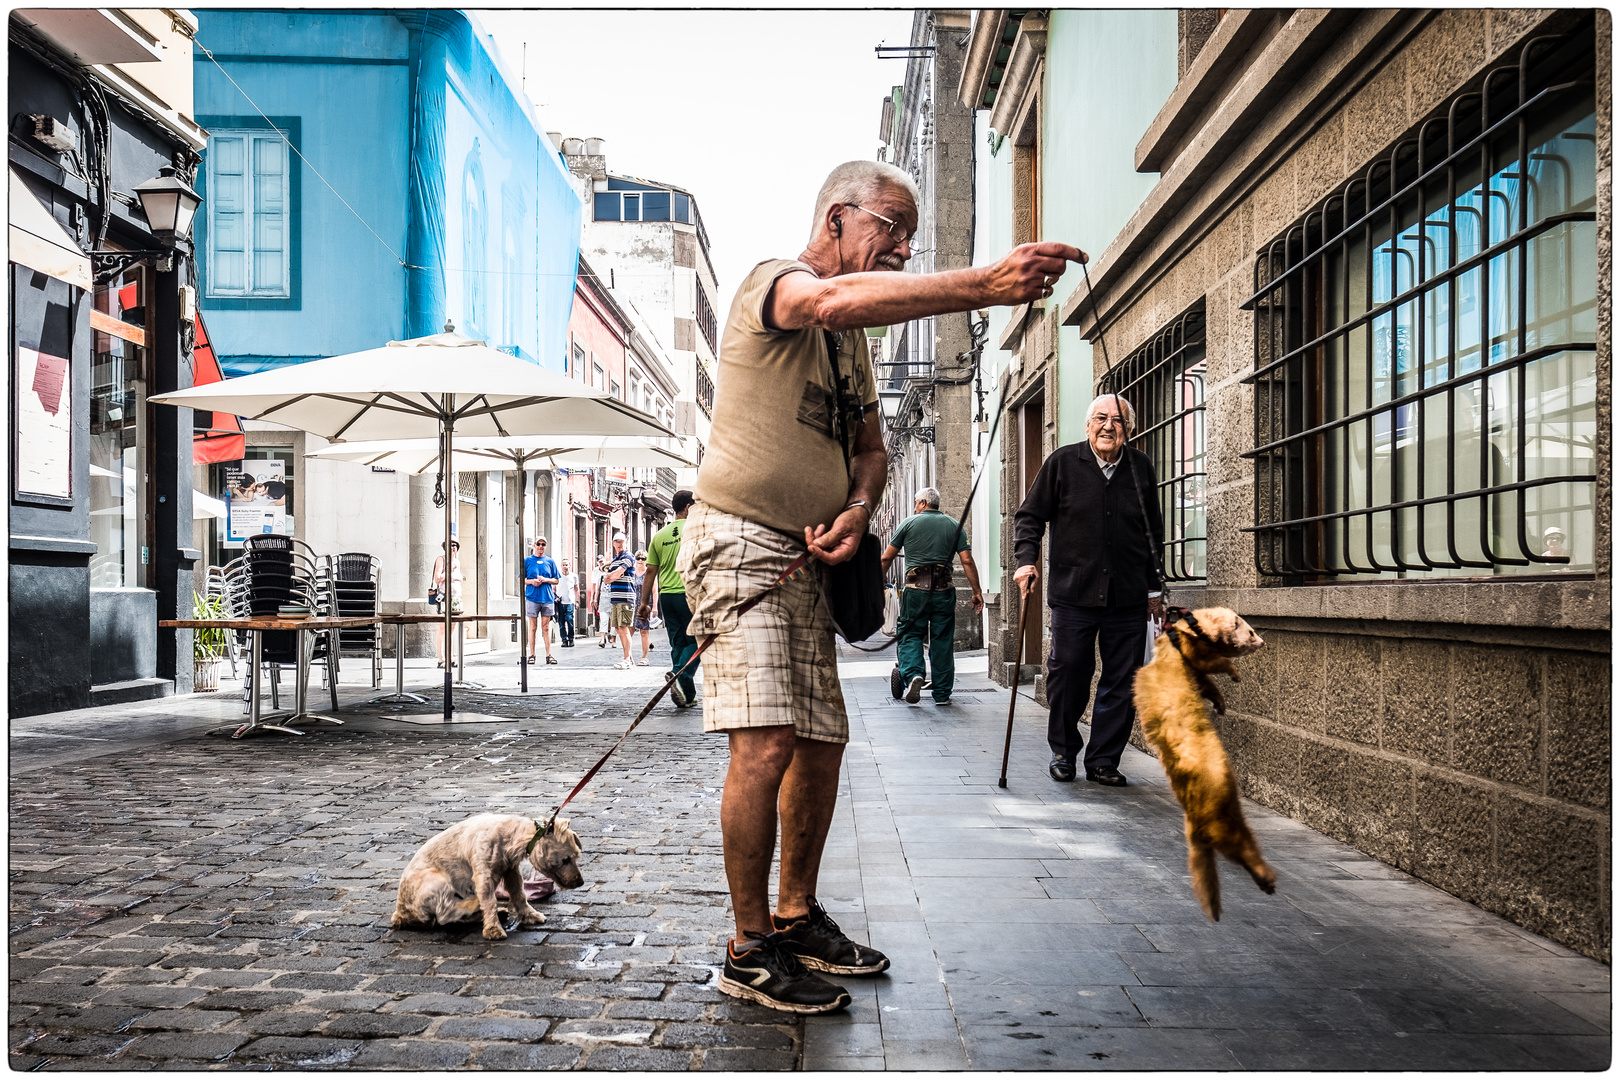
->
xmin=10 ymin=643 xmax=797 ymax=1070
xmin=9 ymin=637 xmax=1614 ymax=1070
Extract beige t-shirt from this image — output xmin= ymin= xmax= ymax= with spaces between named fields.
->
xmin=695 ymin=258 xmax=879 ymax=536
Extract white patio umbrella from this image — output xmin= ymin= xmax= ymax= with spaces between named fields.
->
xmin=149 ymin=329 xmax=675 ymax=719
xmin=309 ymin=435 xmax=696 ymax=690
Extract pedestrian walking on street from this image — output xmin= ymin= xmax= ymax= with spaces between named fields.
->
xmin=1013 ymin=393 xmax=1165 ymax=787
xmin=523 ymin=537 xmax=561 ymax=665
xmin=881 ymin=487 xmax=984 ymax=705
xmin=555 ymin=558 xmax=578 ymax=647
xmin=677 ymin=157 xmax=1087 ymax=1014
xmin=631 ymin=552 xmax=655 ymax=665
xmin=639 ymin=489 xmax=700 ymax=707
xmin=429 ymin=540 xmax=463 ymax=668
xmin=604 ymin=533 xmax=637 ymax=669
xmin=591 ymin=555 xmax=611 ymax=648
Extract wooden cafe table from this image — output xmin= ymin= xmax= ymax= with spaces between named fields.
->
xmin=159 ymin=615 xmax=381 ymax=738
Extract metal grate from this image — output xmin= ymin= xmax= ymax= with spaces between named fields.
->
xmin=1099 ymin=303 xmax=1208 ymax=582
xmin=1242 ymin=27 xmax=1597 ymax=579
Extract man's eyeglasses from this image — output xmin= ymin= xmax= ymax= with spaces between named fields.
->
xmin=844 ymin=203 xmax=914 ymax=246
xmin=1087 ymin=414 xmax=1126 ymax=429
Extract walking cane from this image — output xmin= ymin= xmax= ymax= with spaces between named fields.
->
xmin=998 ymin=589 xmax=1034 ymax=788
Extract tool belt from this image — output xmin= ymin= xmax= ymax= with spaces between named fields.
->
xmin=905 ymin=563 xmax=954 ymax=592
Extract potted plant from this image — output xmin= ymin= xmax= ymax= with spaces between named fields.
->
xmin=192 ymin=591 xmax=229 ymax=691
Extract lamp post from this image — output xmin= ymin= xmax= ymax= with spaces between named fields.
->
xmin=90 ymin=165 xmax=203 ymax=276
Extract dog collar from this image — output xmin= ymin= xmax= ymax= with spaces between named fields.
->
xmin=526 ymin=818 xmax=550 ymax=856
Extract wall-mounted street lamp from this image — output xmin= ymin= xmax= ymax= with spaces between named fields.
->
xmin=91 ymin=165 xmax=203 ymax=277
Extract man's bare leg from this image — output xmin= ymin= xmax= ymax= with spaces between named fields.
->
xmin=775 ymin=737 xmax=843 ymax=921
xmin=541 ymin=614 xmax=553 ymax=658
xmin=524 ymin=615 xmax=537 ymax=658
xmin=616 ymin=625 xmax=632 ymax=662
xmin=722 ymin=726 xmax=798 ymax=940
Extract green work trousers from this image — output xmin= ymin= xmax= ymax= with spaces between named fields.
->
xmin=896 ymin=587 xmax=956 ymax=701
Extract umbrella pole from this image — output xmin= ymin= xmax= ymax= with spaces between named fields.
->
xmin=443 ymin=399 xmax=455 ymax=721
xmin=517 ymin=452 xmax=528 ymax=694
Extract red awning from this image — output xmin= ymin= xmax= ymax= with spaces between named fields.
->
xmin=191 ymin=314 xmax=245 ymax=464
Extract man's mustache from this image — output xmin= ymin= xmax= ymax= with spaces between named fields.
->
xmin=877 ymin=254 xmax=905 ymax=270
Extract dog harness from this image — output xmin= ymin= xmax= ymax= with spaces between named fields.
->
xmin=1163 ymin=609 xmax=1207 ymax=655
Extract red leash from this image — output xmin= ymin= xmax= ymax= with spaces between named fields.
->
xmin=542 ymin=551 xmax=813 ymax=829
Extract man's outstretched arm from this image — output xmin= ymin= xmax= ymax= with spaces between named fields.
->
xmin=768 ymin=242 xmax=1087 ymax=332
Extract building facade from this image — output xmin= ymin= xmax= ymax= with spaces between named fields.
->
xmin=970 ymin=8 xmax=1610 ymax=960
xmin=9 ymin=9 xmax=209 ymax=715
xmin=961 ymin=9 xmax=1179 ymax=683
xmin=556 ymin=137 xmax=715 ymax=474
xmin=872 ymin=10 xmax=982 ymax=649
xmin=189 ymin=9 xmax=582 ymax=658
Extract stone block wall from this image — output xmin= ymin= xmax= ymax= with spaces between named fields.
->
xmin=1087 ymin=9 xmax=1611 ymax=959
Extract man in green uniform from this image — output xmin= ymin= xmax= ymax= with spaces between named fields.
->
xmin=881 ymin=487 xmax=984 ymax=704
xmin=639 ymin=489 xmax=699 ymax=707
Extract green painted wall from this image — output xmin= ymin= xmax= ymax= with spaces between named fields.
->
xmin=1042 ymin=9 xmax=1179 ymax=444
xmin=972 ymin=111 xmax=1015 ymax=578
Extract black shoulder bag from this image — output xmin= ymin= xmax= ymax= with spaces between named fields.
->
xmin=819 ymin=329 xmax=886 ymax=644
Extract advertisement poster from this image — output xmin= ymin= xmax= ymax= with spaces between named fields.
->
xmin=15 ymin=345 xmax=72 ymax=499
xmin=223 ymin=460 xmax=288 ymax=545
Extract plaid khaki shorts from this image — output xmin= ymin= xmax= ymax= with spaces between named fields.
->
xmin=676 ymin=503 xmax=847 ymax=743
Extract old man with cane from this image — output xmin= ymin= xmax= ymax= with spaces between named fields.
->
xmin=678 ymin=158 xmax=1085 ymax=1014
xmin=1013 ymin=393 xmax=1165 ymax=787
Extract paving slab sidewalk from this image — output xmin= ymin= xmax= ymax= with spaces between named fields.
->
xmin=808 ymin=650 xmax=1611 ymax=1070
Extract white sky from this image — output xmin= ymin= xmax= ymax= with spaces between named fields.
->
xmin=472 ymin=9 xmax=918 ymax=314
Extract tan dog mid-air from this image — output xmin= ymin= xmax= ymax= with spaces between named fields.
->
xmin=392 ymin=814 xmax=584 ymax=940
xmin=1134 ymin=608 xmax=1276 ymax=921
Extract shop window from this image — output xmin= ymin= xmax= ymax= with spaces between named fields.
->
xmin=89 ymin=268 xmax=151 ymax=588
xmin=205 ymin=128 xmax=291 ymax=299
xmin=1245 ymin=28 xmax=1596 ymax=579
xmin=1098 ymin=303 xmax=1207 ymax=582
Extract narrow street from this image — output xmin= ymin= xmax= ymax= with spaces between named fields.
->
xmin=9 ymin=642 xmax=1610 ymax=1070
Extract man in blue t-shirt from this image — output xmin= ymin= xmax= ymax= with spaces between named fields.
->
xmin=524 ymin=537 xmax=561 ymax=665
xmin=603 ymin=532 xmax=638 ymax=669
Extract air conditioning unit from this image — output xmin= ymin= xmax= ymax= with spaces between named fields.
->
xmin=31 ymin=115 xmax=78 ymax=154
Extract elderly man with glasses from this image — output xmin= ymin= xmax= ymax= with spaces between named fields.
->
xmin=679 ymin=158 xmax=1086 ymax=1015
xmin=1013 ymin=394 xmax=1165 ymax=787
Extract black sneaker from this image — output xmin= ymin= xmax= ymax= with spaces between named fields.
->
xmin=670 ymin=680 xmax=691 ymax=707
xmin=719 ymin=932 xmax=851 ymax=1014
xmin=772 ymin=898 xmax=891 ymax=975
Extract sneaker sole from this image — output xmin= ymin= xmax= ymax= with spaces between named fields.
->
xmin=792 ymin=953 xmax=892 ymax=976
xmin=718 ymin=975 xmax=851 ymax=1014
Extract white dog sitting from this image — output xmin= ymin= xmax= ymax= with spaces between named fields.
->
xmin=391 ymin=813 xmax=584 ymax=940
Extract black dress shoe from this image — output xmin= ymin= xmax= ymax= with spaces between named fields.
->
xmin=1048 ymin=755 xmax=1076 ymax=782
xmin=1086 ymin=766 xmax=1128 ymax=787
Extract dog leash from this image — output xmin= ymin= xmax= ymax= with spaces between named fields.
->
xmin=541 ymin=552 xmax=814 ymax=830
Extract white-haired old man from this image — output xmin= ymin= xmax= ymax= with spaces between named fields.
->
xmin=1013 ymin=394 xmax=1165 ymax=788
xmin=678 ymin=158 xmax=1086 ymax=1014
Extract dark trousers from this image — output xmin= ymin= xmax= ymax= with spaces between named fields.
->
xmin=1046 ymin=600 xmax=1148 ymax=770
xmin=896 ymin=588 xmax=956 ymax=700
xmin=659 ymin=591 xmax=698 ymax=702
xmin=557 ymin=603 xmax=575 ymax=645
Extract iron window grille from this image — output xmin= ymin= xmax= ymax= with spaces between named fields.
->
xmin=1242 ymin=27 xmax=1597 ymax=580
xmin=1098 ymin=303 xmax=1208 ymax=582
xmin=696 ymin=282 xmax=718 ymax=355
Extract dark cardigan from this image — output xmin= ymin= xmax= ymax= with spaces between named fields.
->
xmin=1012 ymin=441 xmax=1164 ymax=608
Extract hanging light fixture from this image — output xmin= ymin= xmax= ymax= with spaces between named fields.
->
xmin=132 ymin=166 xmax=202 ymax=242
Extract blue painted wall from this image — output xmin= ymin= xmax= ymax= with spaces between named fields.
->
xmin=193 ymin=10 xmax=581 ymax=374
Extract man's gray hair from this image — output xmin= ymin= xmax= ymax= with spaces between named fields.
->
xmin=915 ymin=487 xmax=941 ymax=510
xmin=810 ymin=160 xmax=920 ymax=243
xmin=1086 ymin=393 xmax=1138 ymax=436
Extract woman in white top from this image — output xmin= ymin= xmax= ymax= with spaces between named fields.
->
xmin=430 ymin=540 xmax=464 ymax=667
xmin=592 ymin=554 xmax=613 ymax=648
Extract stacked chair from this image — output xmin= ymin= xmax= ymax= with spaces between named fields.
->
xmin=219 ymin=534 xmax=338 ymax=716
xmin=326 ymin=552 xmax=382 ymax=688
